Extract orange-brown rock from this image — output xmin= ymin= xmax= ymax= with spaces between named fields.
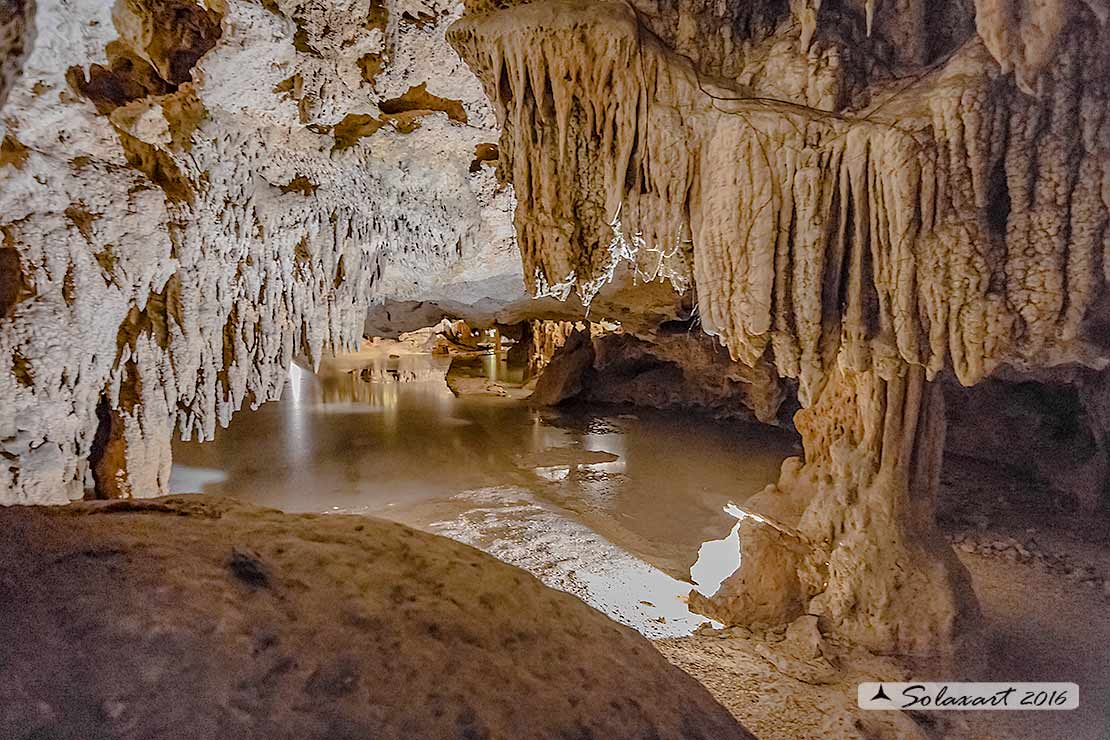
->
xmin=0 ymin=496 xmax=755 ymax=740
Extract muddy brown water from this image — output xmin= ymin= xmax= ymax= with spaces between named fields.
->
xmin=172 ymin=347 xmax=798 ymax=637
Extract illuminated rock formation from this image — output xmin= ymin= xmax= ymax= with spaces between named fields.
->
xmin=0 ymin=0 xmax=513 ymax=504
xmin=450 ymin=0 xmax=1110 ymax=653
xmin=1 ymin=0 xmax=1107 ymax=662
xmin=527 ymin=319 xmax=595 ymax=374
xmin=0 ymin=0 xmax=33 ymax=108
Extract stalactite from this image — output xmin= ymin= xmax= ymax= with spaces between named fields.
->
xmin=0 ymin=0 xmax=33 ymax=109
xmin=973 ymin=0 xmax=1110 ymax=94
xmin=451 ymin=0 xmax=1109 ymax=653
xmin=528 ymin=320 xmax=590 ymax=374
xmin=451 ymin=0 xmax=1109 ymax=397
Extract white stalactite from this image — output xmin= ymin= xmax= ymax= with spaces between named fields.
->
xmin=0 ymin=0 xmax=513 ymax=504
xmin=451 ymin=0 xmax=1110 ymax=654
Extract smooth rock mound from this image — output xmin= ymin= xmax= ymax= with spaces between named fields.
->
xmin=0 ymin=496 xmax=753 ymax=740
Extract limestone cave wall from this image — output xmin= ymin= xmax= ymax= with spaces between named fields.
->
xmin=0 ymin=0 xmax=515 ymax=504
xmin=450 ymin=0 xmax=1110 ymax=393
xmin=449 ymin=0 xmax=1110 ymax=654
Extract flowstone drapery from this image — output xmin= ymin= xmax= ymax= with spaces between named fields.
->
xmin=451 ymin=0 xmax=1109 ymax=653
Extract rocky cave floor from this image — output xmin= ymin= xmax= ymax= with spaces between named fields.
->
xmin=167 ymin=339 xmax=1110 ymax=740
xmin=655 ymin=456 xmax=1110 ymax=740
xmin=0 ymin=496 xmax=752 ymax=740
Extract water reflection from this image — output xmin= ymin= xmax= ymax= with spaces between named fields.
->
xmin=690 ymin=518 xmax=742 ymax=598
xmin=171 ymin=345 xmax=797 ymax=636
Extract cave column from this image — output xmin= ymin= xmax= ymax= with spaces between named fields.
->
xmin=692 ymin=361 xmax=980 ymax=656
xmin=88 ymin=395 xmax=173 ymax=500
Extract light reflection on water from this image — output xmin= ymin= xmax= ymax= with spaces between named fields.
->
xmin=690 ymin=520 xmax=743 ymax=598
xmin=171 ymin=346 xmax=797 ymax=636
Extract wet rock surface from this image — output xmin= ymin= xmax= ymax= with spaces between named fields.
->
xmin=0 ymin=495 xmax=754 ymax=740
xmin=529 ymin=328 xmax=595 ymax=406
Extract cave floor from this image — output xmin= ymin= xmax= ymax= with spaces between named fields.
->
xmin=659 ymin=533 xmax=1110 ymax=740
xmin=660 ymin=459 xmax=1110 ymax=740
xmin=171 ymin=346 xmax=1110 ymax=739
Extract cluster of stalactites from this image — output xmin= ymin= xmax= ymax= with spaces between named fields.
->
xmin=450 ymin=1 xmax=696 ymax=305
xmin=972 ymin=0 xmax=1109 ymax=93
xmin=0 ymin=0 xmax=388 ymax=504
xmin=462 ymin=0 xmax=791 ymax=78
xmin=451 ymin=0 xmax=1110 ymax=404
xmin=788 ymin=0 xmax=1110 ymax=83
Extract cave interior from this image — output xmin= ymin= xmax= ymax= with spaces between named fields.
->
xmin=0 ymin=0 xmax=1108 ymax=738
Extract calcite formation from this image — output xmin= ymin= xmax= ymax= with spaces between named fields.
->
xmin=528 ymin=322 xmax=787 ymax=424
xmin=690 ymin=364 xmax=981 ymax=655
xmin=526 ymin=319 xmax=595 ymax=374
xmin=0 ymin=0 xmax=514 ymax=504
xmin=0 ymin=0 xmax=33 ymax=109
xmin=450 ymin=0 xmax=1110 ymax=653
xmin=450 ymin=0 xmax=1109 ymax=390
xmin=1 ymin=0 xmax=1107 ymax=662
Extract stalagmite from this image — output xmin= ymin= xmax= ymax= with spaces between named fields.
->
xmin=690 ymin=361 xmax=980 ymax=654
xmin=451 ymin=0 xmax=1110 ymax=653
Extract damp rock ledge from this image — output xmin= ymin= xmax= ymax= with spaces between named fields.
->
xmin=0 ymin=495 xmax=754 ymax=740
